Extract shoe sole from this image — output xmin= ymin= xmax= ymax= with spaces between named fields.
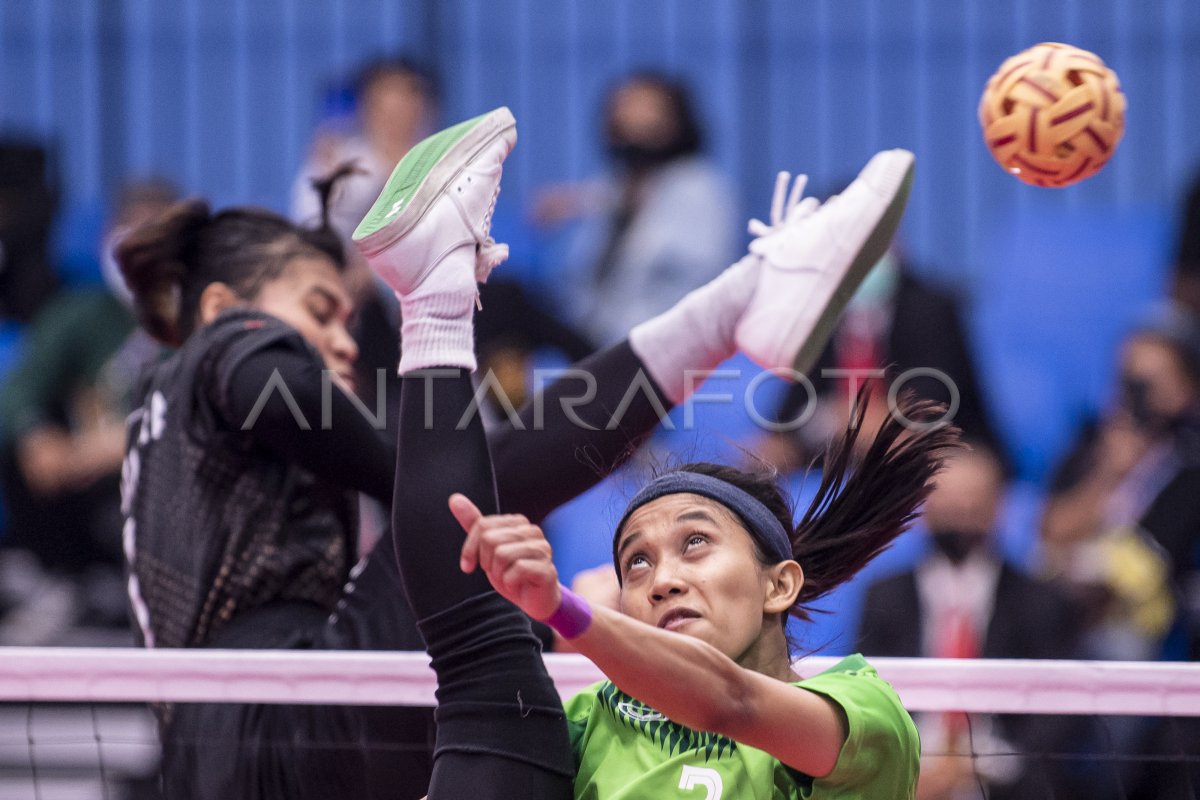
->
xmin=352 ymin=107 xmax=517 ymax=257
xmin=789 ymin=153 xmax=915 ymax=376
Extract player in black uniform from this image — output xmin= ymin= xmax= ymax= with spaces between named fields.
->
xmin=115 ymin=166 xmax=670 ymax=797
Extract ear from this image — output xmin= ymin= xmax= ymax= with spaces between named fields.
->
xmin=197 ymin=282 xmax=242 ymax=326
xmin=763 ymin=560 xmax=803 ymax=616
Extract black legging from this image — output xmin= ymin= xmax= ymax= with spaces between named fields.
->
xmin=393 ymin=368 xmax=573 ymax=799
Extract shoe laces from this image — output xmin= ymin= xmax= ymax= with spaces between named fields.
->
xmin=474 ymin=181 xmax=508 ymax=286
xmin=747 ymin=171 xmax=820 ymax=239
xmin=482 ymin=180 xmax=500 ymax=234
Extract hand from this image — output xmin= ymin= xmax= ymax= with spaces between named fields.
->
xmin=17 ymin=421 xmax=126 ymax=494
xmin=18 ymin=428 xmax=75 ymax=494
xmin=1096 ymin=418 xmax=1153 ymax=480
xmin=450 ymin=494 xmax=563 ymax=621
xmin=72 ymin=420 xmax=128 ymax=487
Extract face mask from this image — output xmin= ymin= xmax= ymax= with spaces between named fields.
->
xmin=929 ymin=528 xmax=984 ymax=566
xmin=1118 ymin=374 xmax=1174 ymax=434
xmin=606 ymin=140 xmax=681 ymax=171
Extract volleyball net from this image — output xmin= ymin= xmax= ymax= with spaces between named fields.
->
xmin=1 ymin=649 xmax=1198 ymax=799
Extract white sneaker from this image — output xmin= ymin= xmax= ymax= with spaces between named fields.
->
xmin=353 ymin=107 xmax=517 ymax=298
xmin=736 ymin=149 xmax=915 ymax=376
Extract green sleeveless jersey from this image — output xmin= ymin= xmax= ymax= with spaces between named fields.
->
xmin=564 ymin=654 xmax=918 ymax=800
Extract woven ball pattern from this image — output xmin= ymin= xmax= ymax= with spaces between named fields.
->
xmin=979 ymin=42 xmax=1126 ymax=188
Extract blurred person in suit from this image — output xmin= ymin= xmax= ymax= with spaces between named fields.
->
xmin=1040 ymin=305 xmax=1200 ymax=664
xmin=534 ymin=72 xmax=738 ymax=347
xmin=1040 ymin=304 xmax=1200 ymax=800
xmin=754 ymin=248 xmax=1010 ymax=476
xmin=858 ymin=444 xmax=1083 ymax=800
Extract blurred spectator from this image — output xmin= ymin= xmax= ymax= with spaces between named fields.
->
xmin=0 ymin=140 xmax=60 ymax=323
xmin=858 ymin=445 xmax=1083 ymax=800
xmin=534 ymin=72 xmax=737 ymax=347
xmin=292 ymin=56 xmax=594 ymax=420
xmin=291 ymin=57 xmax=439 ymax=410
xmin=0 ymin=179 xmax=176 ymax=644
xmin=756 ymin=248 xmax=1009 ymax=474
xmin=1172 ymin=170 xmax=1200 ymax=314
xmin=1041 ymin=304 xmax=1200 ymax=662
xmin=291 ymin=56 xmax=438 ymax=249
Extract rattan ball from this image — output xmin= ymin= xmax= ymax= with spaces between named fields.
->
xmin=979 ymin=42 xmax=1126 ymax=188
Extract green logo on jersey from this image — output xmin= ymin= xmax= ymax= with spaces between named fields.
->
xmin=600 ymin=683 xmax=738 ymax=761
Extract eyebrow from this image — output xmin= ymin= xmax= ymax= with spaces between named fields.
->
xmin=615 ymin=531 xmax=642 ymax=562
xmin=676 ymin=509 xmax=720 ymax=526
xmin=615 ymin=508 xmax=723 ymax=560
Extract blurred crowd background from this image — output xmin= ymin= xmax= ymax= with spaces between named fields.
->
xmin=2 ymin=2 xmax=1200 ymax=796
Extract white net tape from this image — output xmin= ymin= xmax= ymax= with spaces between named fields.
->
xmin=0 ymin=649 xmax=1198 ymax=715
xmin=0 ymin=651 xmax=1198 ymax=799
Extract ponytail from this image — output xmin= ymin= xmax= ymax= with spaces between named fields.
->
xmin=789 ymin=388 xmax=960 ymax=619
xmin=301 ymin=159 xmax=363 ymax=265
xmin=115 ymin=162 xmax=362 ymax=347
xmin=115 ymin=199 xmax=211 ymax=347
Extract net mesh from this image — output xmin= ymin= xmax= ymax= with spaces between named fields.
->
xmin=0 ymin=650 xmax=1197 ymax=799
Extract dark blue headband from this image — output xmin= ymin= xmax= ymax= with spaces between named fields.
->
xmin=614 ymin=472 xmax=793 ymax=567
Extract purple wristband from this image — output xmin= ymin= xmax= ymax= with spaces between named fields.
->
xmin=546 ymin=586 xmax=593 ymax=639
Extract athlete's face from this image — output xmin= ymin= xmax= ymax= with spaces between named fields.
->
xmin=615 ymin=493 xmax=800 ymax=668
xmin=253 ymin=255 xmax=359 ymax=393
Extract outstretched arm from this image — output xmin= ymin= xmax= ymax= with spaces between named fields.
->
xmin=451 ymin=496 xmax=847 ymax=779
xmin=219 ymin=338 xmax=394 ymax=503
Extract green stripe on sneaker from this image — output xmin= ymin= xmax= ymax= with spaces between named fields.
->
xmin=352 ymin=110 xmax=495 ymax=241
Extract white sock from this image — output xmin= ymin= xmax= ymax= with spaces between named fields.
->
xmin=629 ymin=253 xmax=760 ymax=404
xmin=396 ymin=243 xmax=479 ymax=375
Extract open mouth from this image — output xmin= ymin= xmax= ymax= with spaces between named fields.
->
xmin=657 ymin=608 xmax=701 ymax=631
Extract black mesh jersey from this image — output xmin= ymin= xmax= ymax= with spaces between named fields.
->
xmin=121 ymin=309 xmax=355 ymax=649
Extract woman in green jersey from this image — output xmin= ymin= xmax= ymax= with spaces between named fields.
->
xmin=452 ymin=395 xmax=949 ymax=799
xmin=365 ymin=107 xmax=938 ymax=798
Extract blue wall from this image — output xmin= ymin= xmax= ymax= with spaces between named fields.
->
xmin=2 ymin=0 xmax=1198 ymax=476
xmin=3 ymin=0 xmax=1199 ymax=280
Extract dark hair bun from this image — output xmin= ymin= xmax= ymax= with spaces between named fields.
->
xmin=302 ymin=159 xmax=362 ymax=267
xmin=116 ymin=198 xmax=211 ymax=346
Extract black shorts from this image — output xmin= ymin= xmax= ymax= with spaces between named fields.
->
xmin=161 ymin=535 xmax=435 ymax=800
